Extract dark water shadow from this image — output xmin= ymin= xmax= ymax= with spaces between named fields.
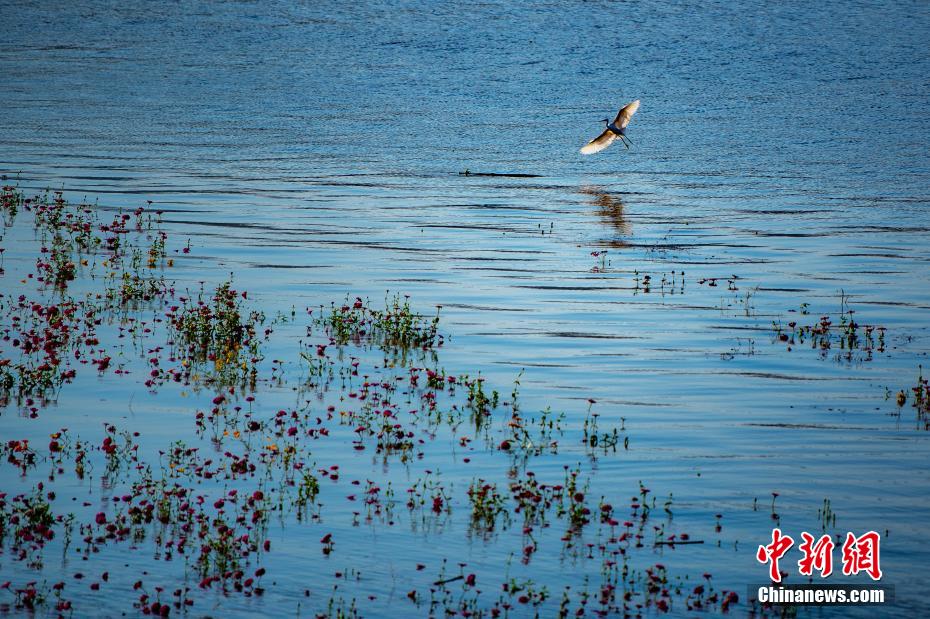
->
xmin=580 ymin=185 xmax=631 ymax=246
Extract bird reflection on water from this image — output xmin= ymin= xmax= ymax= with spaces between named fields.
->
xmin=580 ymin=186 xmax=631 ymax=247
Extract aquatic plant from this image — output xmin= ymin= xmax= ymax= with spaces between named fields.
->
xmin=771 ymin=294 xmax=885 ymax=362
xmin=0 ymin=184 xmax=24 ymax=223
xmin=897 ymin=366 xmax=930 ymax=430
xmin=314 ymin=293 xmax=442 ymax=352
xmin=582 ymin=404 xmax=624 ymax=454
xmin=0 ymin=189 xmax=181 ymax=407
xmin=590 ymin=250 xmax=609 ymax=272
xmin=166 ymin=280 xmax=264 ymax=388
xmin=467 ymin=479 xmax=507 ymax=533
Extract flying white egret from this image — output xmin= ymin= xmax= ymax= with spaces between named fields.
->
xmin=580 ymin=100 xmax=640 ymax=155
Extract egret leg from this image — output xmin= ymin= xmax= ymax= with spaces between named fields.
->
xmin=623 ymin=135 xmax=633 ymax=145
xmin=620 ymin=136 xmax=630 ymax=149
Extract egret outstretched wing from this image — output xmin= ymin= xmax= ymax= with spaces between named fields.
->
xmin=612 ymin=100 xmax=640 ymax=129
xmin=580 ymin=129 xmax=616 ymax=155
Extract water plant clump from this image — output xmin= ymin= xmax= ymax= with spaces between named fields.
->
xmin=1 ymin=184 xmax=25 ymax=223
xmin=582 ymin=404 xmax=625 ymax=455
xmin=0 ymin=187 xmax=181 ymax=408
xmin=0 ymin=487 xmax=58 ymax=568
xmin=896 ymin=366 xmax=930 ymax=430
xmin=914 ymin=370 xmax=930 ymax=428
xmin=314 ymin=294 xmax=443 ymax=352
xmin=464 ymin=373 xmax=498 ymax=423
xmin=166 ymin=280 xmax=265 ymax=388
xmin=560 ymin=466 xmax=592 ymax=531
xmin=467 ymin=479 xmax=507 ymax=534
xmin=295 ymin=471 xmax=321 ymax=519
xmin=501 ymin=405 xmax=565 ymax=457
xmin=771 ymin=295 xmax=886 ymax=362
xmin=0 ymin=297 xmax=93 ymax=405
xmin=590 ymin=250 xmax=609 ymax=272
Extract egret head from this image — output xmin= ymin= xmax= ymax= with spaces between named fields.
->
xmin=600 ymin=118 xmax=610 ymax=124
